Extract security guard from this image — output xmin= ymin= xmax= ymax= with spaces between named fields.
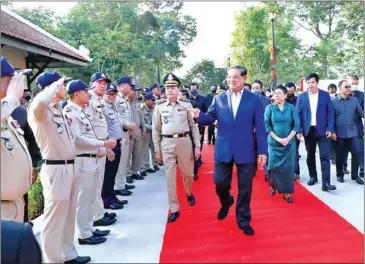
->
xmin=1 ymin=57 xmax=32 ymax=222
xmin=28 ymin=71 xmax=90 ymax=264
xmin=127 ymin=84 xmax=146 ymax=179
xmin=152 ymin=73 xmax=201 ymax=223
xmin=115 ymin=77 xmax=139 ymax=189
xmin=102 ymin=84 xmax=137 ymax=207
xmin=87 ymin=72 xmax=117 ymax=227
xmin=64 ymin=80 xmax=117 ymax=245
xmin=140 ymin=92 xmax=158 ymax=173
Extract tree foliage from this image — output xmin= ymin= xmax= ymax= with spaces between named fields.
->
xmin=11 ymin=1 xmax=197 ymax=87
xmin=183 ymin=59 xmax=227 ymax=94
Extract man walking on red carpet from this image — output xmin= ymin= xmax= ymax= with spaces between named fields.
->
xmin=193 ymin=65 xmax=267 ymax=236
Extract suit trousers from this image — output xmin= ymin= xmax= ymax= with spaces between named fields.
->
xmin=304 ymin=126 xmax=331 ymax=184
xmin=1 ymin=198 xmax=24 ymax=222
xmin=214 ymin=160 xmax=255 ymax=227
xmin=207 ymin=124 xmax=215 ymax=143
xmin=141 ymin=132 xmax=152 ymax=171
xmin=335 ymin=137 xmax=360 ymax=179
xmin=127 ymin=135 xmax=143 ymax=176
xmin=342 ymin=136 xmax=364 ymax=176
xmin=75 ymin=157 xmax=98 ymax=239
xmin=161 ymin=136 xmax=194 ymax=213
xmin=115 ymin=136 xmax=129 ymax=190
xmin=40 ymin=164 xmax=79 ymax=263
xmin=102 ymin=143 xmax=121 ymax=205
xmin=92 ymin=156 xmax=106 ymax=223
xmin=295 ymin=138 xmax=300 ymax=175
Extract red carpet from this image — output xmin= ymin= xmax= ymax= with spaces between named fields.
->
xmin=159 ymin=144 xmax=364 ymax=263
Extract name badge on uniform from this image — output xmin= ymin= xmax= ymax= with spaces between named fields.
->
xmin=4 ymin=138 xmax=13 ymax=151
xmin=57 ymin=124 xmax=63 ymax=134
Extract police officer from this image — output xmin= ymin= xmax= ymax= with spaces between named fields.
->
xmin=140 ymin=92 xmax=158 ymax=173
xmin=151 ymin=83 xmax=162 ymax=103
xmin=115 ymin=77 xmax=136 ymax=191
xmin=88 ymin=72 xmax=117 ymax=227
xmin=1 ymin=57 xmax=32 ymax=222
xmin=127 ymin=84 xmax=146 ymax=179
xmin=64 ymin=80 xmax=117 ymax=245
xmin=102 ymin=84 xmax=137 ymax=207
xmin=28 ymin=71 xmax=90 ymax=264
xmin=152 ymin=73 xmax=201 ymax=223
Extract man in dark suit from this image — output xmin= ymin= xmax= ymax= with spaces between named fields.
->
xmin=206 ymin=85 xmax=217 ymax=145
xmin=1 ymin=220 xmax=42 ymax=264
xmin=193 ymin=65 xmax=267 ymax=236
xmin=296 ymin=73 xmax=336 ymax=191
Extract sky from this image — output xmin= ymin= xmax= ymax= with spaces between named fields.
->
xmin=12 ymin=2 xmax=317 ymax=77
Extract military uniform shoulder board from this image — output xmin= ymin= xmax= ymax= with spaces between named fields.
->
xmin=157 ymin=99 xmax=167 ymax=105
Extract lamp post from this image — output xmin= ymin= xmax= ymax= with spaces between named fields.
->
xmin=270 ymin=13 xmax=277 ymax=91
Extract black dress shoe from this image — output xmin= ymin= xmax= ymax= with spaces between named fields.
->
xmin=114 ymin=197 xmax=128 ymax=205
xmin=115 ymin=189 xmax=132 ymax=196
xmin=187 ymin=194 xmax=195 ymax=206
xmin=78 ymin=235 xmax=106 ymax=245
xmin=125 ymin=184 xmax=135 ymax=190
xmin=193 ymin=174 xmax=198 ymax=180
xmin=241 ymin=225 xmax=255 ymax=236
xmin=104 ymin=212 xmax=116 ymax=219
xmin=217 ymin=196 xmax=234 ymax=220
xmin=140 ymin=171 xmax=147 ymax=176
xmin=92 ymin=229 xmax=110 ymax=237
xmin=337 ymin=176 xmax=344 ymax=183
xmin=146 ymin=168 xmax=156 ymax=173
xmin=132 ymin=174 xmax=144 ymax=180
xmin=307 ymin=177 xmax=318 ymax=186
xmin=168 ymin=212 xmax=180 ymax=223
xmin=154 ymin=165 xmax=160 ymax=171
xmin=104 ymin=203 xmax=124 ymax=210
xmin=352 ymin=176 xmax=364 ymax=185
xmin=322 ymin=183 xmax=337 ymax=191
xmin=64 ymin=256 xmax=91 ymax=264
xmin=126 ymin=176 xmax=134 ymax=183
xmin=270 ymin=187 xmax=276 ymax=196
xmin=93 ymin=217 xmax=116 ymax=226
xmin=283 ymin=195 xmax=293 ymax=203
xmin=264 ymin=174 xmax=268 ymax=181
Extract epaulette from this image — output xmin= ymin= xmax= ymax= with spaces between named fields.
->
xmin=64 ymin=105 xmax=76 ymax=113
xmin=157 ymin=98 xmax=167 ymax=105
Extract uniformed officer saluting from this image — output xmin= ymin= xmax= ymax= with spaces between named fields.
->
xmin=63 ymin=80 xmax=117 ymax=246
xmin=152 ymin=73 xmax=201 ymax=223
xmin=1 ymin=57 xmax=32 ymax=222
xmin=28 ymin=71 xmax=90 ymax=264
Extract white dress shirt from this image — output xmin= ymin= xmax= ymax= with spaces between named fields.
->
xmin=230 ymin=91 xmax=242 ymax=119
xmin=308 ymin=91 xmax=319 ymax=126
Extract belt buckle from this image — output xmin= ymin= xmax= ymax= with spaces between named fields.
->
xmin=64 ymin=160 xmax=67 ymax=165
xmin=173 ymin=134 xmax=178 ymax=138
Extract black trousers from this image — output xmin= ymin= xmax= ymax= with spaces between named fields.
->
xmin=207 ymin=125 xmax=215 ymax=144
xmin=335 ymin=137 xmax=360 ymax=179
xmin=304 ymin=126 xmax=331 ymax=184
xmin=214 ymin=160 xmax=255 ymax=227
xmin=102 ymin=142 xmax=121 ymax=205
xmin=189 ymin=131 xmax=199 ymax=175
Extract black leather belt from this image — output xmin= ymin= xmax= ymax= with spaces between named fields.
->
xmin=76 ymin=154 xmax=97 ymax=158
xmin=123 ymin=129 xmax=128 ymax=132
xmin=162 ymin=132 xmax=188 ymax=138
xmin=43 ymin=159 xmax=75 ymax=165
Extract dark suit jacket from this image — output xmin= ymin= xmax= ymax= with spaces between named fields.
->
xmin=198 ymin=89 xmax=267 ymax=164
xmin=11 ymin=106 xmax=41 ymax=167
xmin=1 ymin=220 xmax=42 ymax=264
xmin=296 ymin=89 xmax=335 ymax=137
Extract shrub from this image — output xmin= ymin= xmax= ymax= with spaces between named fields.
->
xmin=28 ymin=174 xmax=44 ymax=220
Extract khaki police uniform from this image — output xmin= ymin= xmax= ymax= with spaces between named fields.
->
xmin=28 ymin=87 xmax=79 ymax=263
xmin=86 ymin=90 xmax=109 ymax=224
xmin=140 ymin=102 xmax=157 ymax=171
xmin=152 ymin=99 xmax=200 ymax=212
xmin=127 ymin=99 xmax=145 ymax=177
xmin=1 ymin=94 xmax=32 ymax=221
xmin=63 ymin=101 xmax=105 ymax=239
xmin=114 ymin=93 xmax=132 ymax=188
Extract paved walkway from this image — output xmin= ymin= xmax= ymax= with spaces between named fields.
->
xmin=32 ymin=142 xmax=364 ymax=262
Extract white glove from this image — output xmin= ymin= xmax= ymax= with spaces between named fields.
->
xmin=48 ymin=77 xmax=66 ymax=97
xmin=6 ymin=71 xmax=27 ymax=100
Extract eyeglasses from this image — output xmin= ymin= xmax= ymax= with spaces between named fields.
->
xmin=343 ymin=85 xmax=351 ymax=89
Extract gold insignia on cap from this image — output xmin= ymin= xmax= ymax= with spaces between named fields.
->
xmin=167 ymin=74 xmax=173 ymax=80
xmin=164 ymin=73 xmax=179 ymax=86
xmin=101 ymin=73 xmax=106 ymax=78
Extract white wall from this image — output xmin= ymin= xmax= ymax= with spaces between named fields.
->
xmin=1 ymin=46 xmax=28 ymax=69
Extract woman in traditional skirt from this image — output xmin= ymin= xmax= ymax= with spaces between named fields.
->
xmin=264 ymin=85 xmax=300 ymax=203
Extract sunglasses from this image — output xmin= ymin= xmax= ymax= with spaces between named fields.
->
xmin=343 ymin=85 xmax=351 ymax=89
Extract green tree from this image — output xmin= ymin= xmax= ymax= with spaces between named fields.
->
xmin=183 ymin=59 xmax=227 ymax=94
